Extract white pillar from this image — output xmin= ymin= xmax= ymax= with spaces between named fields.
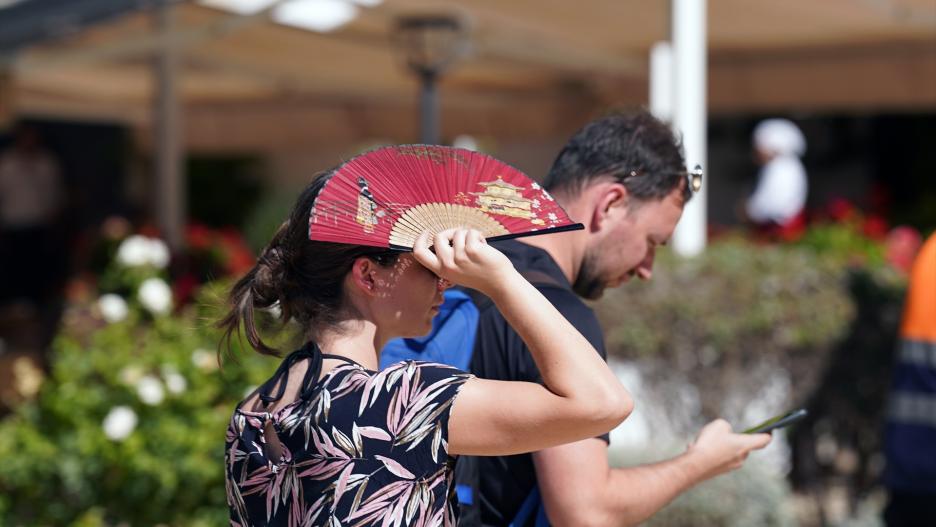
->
xmin=671 ymin=0 xmax=707 ymax=256
xmin=649 ymin=41 xmax=673 ymax=123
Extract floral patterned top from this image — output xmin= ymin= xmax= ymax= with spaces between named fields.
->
xmin=225 ymin=343 xmax=472 ymax=527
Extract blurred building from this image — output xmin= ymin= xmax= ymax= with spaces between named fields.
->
xmin=1 ymin=3 xmax=933 ymax=179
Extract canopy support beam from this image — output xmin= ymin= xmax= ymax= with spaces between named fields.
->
xmin=153 ymin=0 xmax=184 ymax=249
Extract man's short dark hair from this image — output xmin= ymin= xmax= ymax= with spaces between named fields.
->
xmin=543 ymin=110 xmax=691 ymax=204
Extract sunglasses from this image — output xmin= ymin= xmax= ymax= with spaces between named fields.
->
xmin=620 ymin=164 xmax=704 ymax=194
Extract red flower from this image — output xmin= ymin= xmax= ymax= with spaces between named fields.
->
xmin=138 ymin=224 xmax=162 ymax=239
xmin=862 ymin=215 xmax=889 ymax=240
xmin=172 ymin=273 xmax=200 ymax=306
xmin=886 ymin=226 xmax=923 ymax=275
xmin=827 ymin=197 xmax=855 ymax=222
xmin=186 ymin=223 xmax=213 ymax=251
xmin=223 ymin=242 xmax=256 ymax=276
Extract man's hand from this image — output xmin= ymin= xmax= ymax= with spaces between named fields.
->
xmin=685 ymin=418 xmax=772 ymax=480
xmin=534 ymin=423 xmax=771 ymax=527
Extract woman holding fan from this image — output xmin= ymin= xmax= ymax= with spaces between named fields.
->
xmin=220 ymin=145 xmax=632 ymax=526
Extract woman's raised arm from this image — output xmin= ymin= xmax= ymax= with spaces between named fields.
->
xmin=412 ymin=229 xmax=633 ymax=456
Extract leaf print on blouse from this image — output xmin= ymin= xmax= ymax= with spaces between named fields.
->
xmin=225 ymin=360 xmax=470 ymax=527
xmin=385 ymin=364 xmax=470 ymax=461
xmin=375 ymin=455 xmax=416 ymax=479
xmin=344 ymin=469 xmax=448 ymax=526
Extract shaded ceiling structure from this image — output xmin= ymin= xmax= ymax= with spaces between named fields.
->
xmin=1 ymin=0 xmax=934 ymax=150
xmin=1 ymin=0 xmax=933 ymax=248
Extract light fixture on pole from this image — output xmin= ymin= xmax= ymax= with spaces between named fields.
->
xmin=393 ymin=15 xmax=467 ymax=145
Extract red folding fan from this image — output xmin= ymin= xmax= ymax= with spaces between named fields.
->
xmin=308 ymin=145 xmax=583 ymax=250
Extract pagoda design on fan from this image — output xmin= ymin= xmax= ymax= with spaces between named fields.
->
xmin=309 ymin=144 xmax=583 ymax=251
xmin=471 ymin=177 xmax=546 ymax=226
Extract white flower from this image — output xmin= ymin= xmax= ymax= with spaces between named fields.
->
xmin=116 ymin=235 xmax=151 ymax=267
xmin=115 ymin=235 xmax=170 ymax=269
xmin=547 ymin=212 xmax=558 ymax=223
xmin=165 ymin=372 xmax=187 ymax=394
xmin=136 ymin=375 xmax=165 ymax=405
xmin=147 ymin=238 xmax=170 ymax=269
xmin=191 ymin=349 xmax=218 ymax=371
xmin=531 ymin=182 xmax=541 ymax=190
xmin=161 ymin=366 xmax=187 ymax=394
xmin=97 ymin=294 xmax=129 ymax=323
xmin=118 ymin=365 xmax=145 ymax=386
xmin=12 ymin=356 xmax=43 ymax=398
xmin=138 ymin=278 xmax=173 ymax=315
xmin=531 ymin=199 xmax=541 ymax=209
xmin=103 ymin=406 xmax=138 ymax=441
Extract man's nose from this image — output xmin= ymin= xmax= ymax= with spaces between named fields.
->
xmin=635 ymin=250 xmax=655 ymax=280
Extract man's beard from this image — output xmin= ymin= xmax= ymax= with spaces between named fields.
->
xmin=572 ymin=249 xmax=607 ymax=300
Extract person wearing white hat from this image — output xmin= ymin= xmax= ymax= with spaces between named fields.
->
xmin=745 ymin=118 xmax=808 ymax=231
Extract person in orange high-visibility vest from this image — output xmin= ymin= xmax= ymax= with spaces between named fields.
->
xmin=884 ymin=232 xmax=936 ymax=527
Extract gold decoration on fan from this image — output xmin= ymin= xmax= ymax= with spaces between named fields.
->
xmin=389 ymin=203 xmax=509 ymax=248
xmin=471 ymin=177 xmax=541 ymax=221
xmin=394 ymin=145 xmax=470 ymax=167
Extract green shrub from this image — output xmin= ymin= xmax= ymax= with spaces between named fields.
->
xmin=597 ymin=234 xmax=858 ymax=365
xmin=0 ymin=284 xmax=296 ymax=526
xmin=595 ymin=233 xmax=906 ymax=526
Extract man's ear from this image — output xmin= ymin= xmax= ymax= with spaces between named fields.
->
xmin=591 ymin=183 xmax=629 ymax=231
xmin=349 ymin=257 xmax=378 ymax=296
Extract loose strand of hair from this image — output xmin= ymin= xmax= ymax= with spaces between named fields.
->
xmin=216 ymin=266 xmax=282 ymax=365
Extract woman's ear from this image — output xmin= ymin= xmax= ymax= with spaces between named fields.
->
xmin=349 ymin=257 xmax=378 ymax=296
xmin=590 ymin=183 xmax=629 ymax=231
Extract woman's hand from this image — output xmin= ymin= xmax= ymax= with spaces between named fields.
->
xmin=412 ymin=229 xmax=516 ymax=295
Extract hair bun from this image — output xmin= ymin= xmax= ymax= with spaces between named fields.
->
xmin=253 ymin=246 xmax=285 ymax=306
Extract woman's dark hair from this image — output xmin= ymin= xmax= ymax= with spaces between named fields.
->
xmin=217 ymin=170 xmax=399 ymax=358
xmin=543 ymin=110 xmax=691 ymax=204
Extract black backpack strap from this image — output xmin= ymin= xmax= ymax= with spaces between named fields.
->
xmin=454 ymin=455 xmax=481 ymax=525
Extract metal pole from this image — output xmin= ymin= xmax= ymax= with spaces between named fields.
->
xmin=419 ymin=70 xmax=439 ymax=144
xmin=671 ymin=0 xmax=707 ymax=256
xmin=154 ymin=0 xmax=184 ymax=249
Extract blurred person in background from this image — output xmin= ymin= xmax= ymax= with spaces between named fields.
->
xmin=386 ymin=111 xmax=773 ymax=526
xmin=0 ymin=122 xmax=65 ymax=307
xmin=883 ymin=231 xmax=936 ymax=527
xmin=744 ymin=118 xmax=808 ymax=239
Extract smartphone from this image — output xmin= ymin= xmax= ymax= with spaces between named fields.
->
xmin=743 ymin=408 xmax=808 ymax=434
